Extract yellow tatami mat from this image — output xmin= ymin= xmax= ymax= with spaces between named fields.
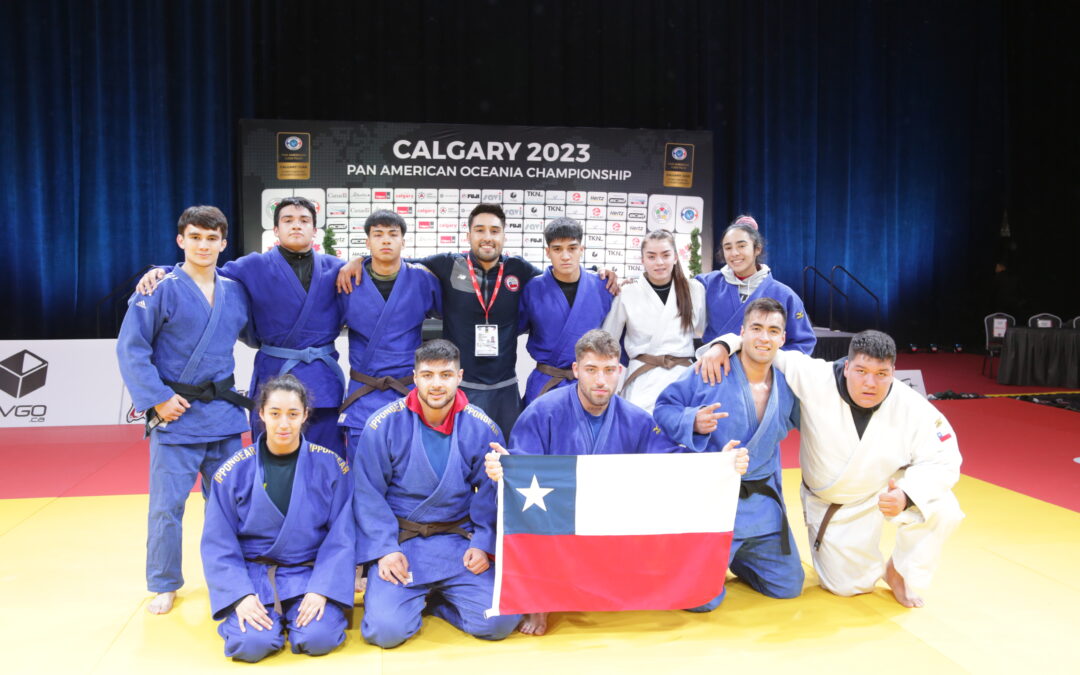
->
xmin=1 ymin=470 xmax=1077 ymax=674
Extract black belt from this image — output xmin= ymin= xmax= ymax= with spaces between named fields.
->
xmin=396 ymin=516 xmax=472 ymax=544
xmin=163 ymin=374 xmax=254 ymax=410
xmin=740 ymin=476 xmax=792 ymax=555
xmin=245 ymin=556 xmax=316 ymax=614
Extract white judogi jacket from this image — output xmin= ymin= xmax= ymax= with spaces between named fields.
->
xmin=602 ymin=277 xmax=706 ymax=413
xmin=772 ymin=349 xmax=961 ymax=519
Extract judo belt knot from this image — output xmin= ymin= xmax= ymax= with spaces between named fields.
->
xmin=622 ymin=354 xmax=693 ymax=391
xmin=396 ymin=516 xmax=472 ymax=544
xmin=340 ymin=370 xmax=415 ymax=412
xmin=739 ymin=477 xmax=792 ymax=555
xmin=245 ymin=556 xmax=315 ymax=614
xmin=536 ymin=363 xmax=576 ymax=397
xmin=164 ymin=374 xmax=254 ymax=410
xmin=294 ymin=346 xmax=323 ymax=362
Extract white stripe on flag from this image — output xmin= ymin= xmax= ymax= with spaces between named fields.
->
xmin=575 ymin=452 xmax=739 ymax=536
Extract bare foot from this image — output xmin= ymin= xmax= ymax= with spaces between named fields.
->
xmin=519 ymin=612 xmax=549 ymax=636
xmin=355 ymin=566 xmax=367 ymax=594
xmin=147 ymin=591 xmax=176 ymax=615
xmin=883 ymin=558 xmax=924 ymax=608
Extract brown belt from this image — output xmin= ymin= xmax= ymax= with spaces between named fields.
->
xmin=803 ymin=481 xmax=843 ymax=551
xmin=245 ymin=556 xmax=315 ymax=614
xmin=339 ymin=369 xmax=414 ymax=413
xmin=536 ymin=363 xmax=575 ymax=397
xmin=396 ymin=516 xmax=472 ymax=544
xmin=621 ymin=354 xmax=693 ymax=392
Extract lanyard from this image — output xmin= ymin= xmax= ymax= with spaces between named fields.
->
xmin=466 ymin=256 xmax=504 ymax=323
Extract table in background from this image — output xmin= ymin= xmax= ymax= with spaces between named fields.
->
xmin=997 ymin=327 xmax=1080 ymax=388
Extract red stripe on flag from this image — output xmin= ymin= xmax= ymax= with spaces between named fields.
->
xmin=496 ymin=532 xmax=733 ymax=614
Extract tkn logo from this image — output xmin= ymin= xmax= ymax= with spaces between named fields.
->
xmin=0 ymin=350 xmax=48 ymax=422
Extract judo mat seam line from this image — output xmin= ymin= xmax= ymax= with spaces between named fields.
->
xmin=979 ymin=543 xmax=1080 ymax=593
xmin=982 ymin=390 xmax=1080 ymax=397
xmin=91 ymin=599 xmax=145 ymax=675
xmin=0 ymin=496 xmax=56 ymax=537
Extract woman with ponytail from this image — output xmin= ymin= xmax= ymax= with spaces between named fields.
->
xmin=602 ymin=229 xmax=706 ymax=412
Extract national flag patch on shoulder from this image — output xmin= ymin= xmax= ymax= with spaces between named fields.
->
xmin=487 ymin=453 xmax=739 ymax=617
xmin=937 ymin=431 xmax=952 ymax=442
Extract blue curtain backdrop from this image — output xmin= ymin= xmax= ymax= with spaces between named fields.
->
xmin=3 ymin=0 xmax=1076 ymax=344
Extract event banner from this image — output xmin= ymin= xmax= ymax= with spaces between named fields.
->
xmin=239 ymin=120 xmax=714 ymax=277
xmin=0 ymin=334 xmax=548 ymax=428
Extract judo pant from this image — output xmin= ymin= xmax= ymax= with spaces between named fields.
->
xmin=461 ymin=383 xmax=521 ymax=438
xmin=686 ymin=527 xmax=805 ymax=612
xmin=801 ymin=483 xmax=964 ymax=596
xmin=217 ymin=596 xmax=347 ymax=662
xmin=147 ymin=433 xmax=240 ymax=592
xmin=361 ymin=566 xmax=520 ymax=648
xmin=252 ymin=407 xmax=344 ymax=459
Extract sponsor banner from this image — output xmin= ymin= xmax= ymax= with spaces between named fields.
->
xmin=0 ymin=337 xmax=354 ymax=428
xmin=240 ymin=120 xmax=714 ymax=276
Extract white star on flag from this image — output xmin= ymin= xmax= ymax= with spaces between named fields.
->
xmin=516 ymin=474 xmax=554 ymax=512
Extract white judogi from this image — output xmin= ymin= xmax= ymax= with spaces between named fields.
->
xmin=771 ymin=348 xmax=964 ymax=594
xmin=602 ymin=277 xmax=706 ymax=413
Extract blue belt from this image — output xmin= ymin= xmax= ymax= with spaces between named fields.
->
xmin=259 ymin=343 xmax=345 ymax=391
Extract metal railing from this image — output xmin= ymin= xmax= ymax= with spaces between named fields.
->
xmin=802 ymin=265 xmax=847 ymax=331
xmin=830 ymin=265 xmax=881 ymax=331
xmin=802 ymin=264 xmax=881 ymax=331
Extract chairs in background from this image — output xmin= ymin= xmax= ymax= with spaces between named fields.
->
xmin=1071 ymin=316 xmax=1080 ymax=329
xmin=982 ymin=312 xmax=1015 ymax=377
xmin=1027 ymin=313 xmax=1062 ymax=328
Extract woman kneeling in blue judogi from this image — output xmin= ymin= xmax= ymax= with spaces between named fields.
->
xmin=201 ymin=374 xmax=355 ymax=662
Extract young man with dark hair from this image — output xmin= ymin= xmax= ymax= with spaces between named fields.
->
xmin=702 ymin=327 xmax=964 ymax=608
xmin=136 ymin=196 xmax=349 ymax=457
xmin=352 ymin=339 xmax=521 ymax=648
xmin=117 ymin=205 xmax=253 ymax=615
xmin=518 ymin=218 xmax=614 ymax=406
xmin=337 ymin=209 xmax=441 ymax=463
xmin=340 ymin=205 xmax=619 ymax=436
xmin=654 ymin=297 xmax=805 ymax=612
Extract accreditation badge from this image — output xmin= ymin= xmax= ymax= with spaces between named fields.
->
xmin=475 ymin=324 xmax=499 ymax=357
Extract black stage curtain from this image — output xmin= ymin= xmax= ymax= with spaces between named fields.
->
xmin=3 ymin=0 xmax=1077 ymax=343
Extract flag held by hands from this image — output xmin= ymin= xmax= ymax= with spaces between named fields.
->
xmin=487 ymin=452 xmax=739 ymax=616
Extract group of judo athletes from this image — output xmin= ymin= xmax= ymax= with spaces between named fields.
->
xmin=117 ymin=201 xmax=963 ymax=661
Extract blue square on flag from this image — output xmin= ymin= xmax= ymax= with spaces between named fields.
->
xmin=502 ymin=455 xmax=576 ymax=535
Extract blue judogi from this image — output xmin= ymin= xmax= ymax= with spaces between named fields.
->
xmin=696 ymin=271 xmax=816 ymax=353
xmin=510 ymin=385 xmax=680 ymax=456
xmin=353 ymin=398 xmax=520 ymax=648
xmin=220 ymin=248 xmax=346 ymax=455
xmin=654 ymin=358 xmax=805 ymax=608
xmin=518 ymin=267 xmax=612 ymax=406
xmin=338 ymin=263 xmax=441 ymax=463
xmin=116 ymin=266 xmax=250 ymax=593
xmin=201 ymin=437 xmax=354 ymax=662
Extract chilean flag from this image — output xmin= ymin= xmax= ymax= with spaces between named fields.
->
xmin=487 ymin=452 xmax=739 ymax=616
